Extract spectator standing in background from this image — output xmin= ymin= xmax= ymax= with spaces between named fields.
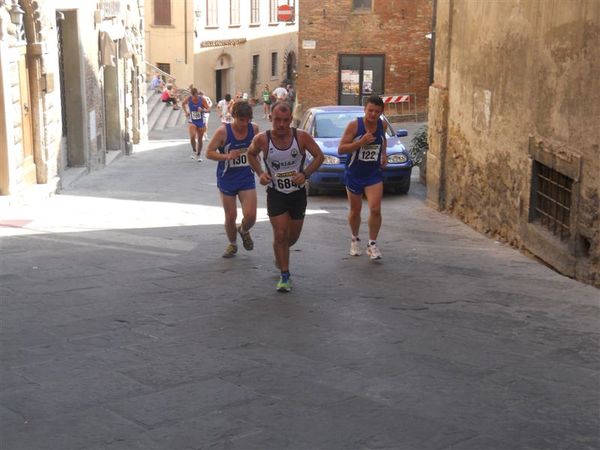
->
xmin=200 ymin=90 xmax=213 ymax=141
xmin=272 ymin=83 xmax=288 ymax=102
xmin=217 ymin=94 xmax=232 ymax=124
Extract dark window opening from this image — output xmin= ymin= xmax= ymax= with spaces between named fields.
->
xmin=531 ymin=161 xmax=573 ymax=241
xmin=271 ymin=52 xmax=278 ymax=77
xmin=353 ymin=0 xmax=372 ymax=10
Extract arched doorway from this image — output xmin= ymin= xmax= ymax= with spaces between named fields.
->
xmin=214 ymin=53 xmax=233 ymax=101
xmin=284 ymin=50 xmax=296 ymax=83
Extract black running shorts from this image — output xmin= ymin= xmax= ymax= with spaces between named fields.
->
xmin=266 ymin=187 xmax=307 ymax=220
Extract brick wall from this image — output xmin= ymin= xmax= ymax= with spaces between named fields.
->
xmin=296 ymin=0 xmax=432 ymax=116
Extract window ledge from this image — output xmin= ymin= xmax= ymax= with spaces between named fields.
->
xmin=205 ymin=25 xmax=219 ymax=29
xmin=249 ymin=22 xmax=260 ymax=27
xmin=229 ymin=24 xmax=241 ymax=28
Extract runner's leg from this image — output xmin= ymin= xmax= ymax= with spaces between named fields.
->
xmin=237 ymin=189 xmax=257 ymax=232
xmin=270 ymin=212 xmax=291 ymax=272
xmin=346 ymin=189 xmax=363 ymax=237
xmin=220 ymin=192 xmax=238 ymax=244
xmin=187 ymin=123 xmax=197 ymax=156
xmin=364 ymin=182 xmax=383 ymax=241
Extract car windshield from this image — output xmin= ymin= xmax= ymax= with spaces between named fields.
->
xmin=314 ymin=112 xmax=395 ymax=138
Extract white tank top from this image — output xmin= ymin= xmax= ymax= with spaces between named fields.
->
xmin=264 ymin=129 xmax=305 ymax=194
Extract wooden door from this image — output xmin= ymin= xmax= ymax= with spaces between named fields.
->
xmin=18 ymin=48 xmax=36 ymax=185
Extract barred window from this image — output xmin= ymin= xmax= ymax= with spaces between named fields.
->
xmin=531 ymin=161 xmax=573 ymax=241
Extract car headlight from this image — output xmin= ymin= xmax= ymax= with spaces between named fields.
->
xmin=387 ymin=153 xmax=408 ymax=164
xmin=323 ymin=155 xmax=341 ymax=165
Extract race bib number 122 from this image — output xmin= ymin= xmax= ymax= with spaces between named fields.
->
xmin=358 ymin=144 xmax=380 ymax=162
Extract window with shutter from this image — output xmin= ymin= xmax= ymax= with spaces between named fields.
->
xmin=154 ymin=0 xmax=171 ymax=25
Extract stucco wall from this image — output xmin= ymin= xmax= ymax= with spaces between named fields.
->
xmin=428 ymin=0 xmax=600 ymax=286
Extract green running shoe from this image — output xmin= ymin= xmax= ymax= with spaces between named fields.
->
xmin=276 ymin=275 xmax=292 ymax=292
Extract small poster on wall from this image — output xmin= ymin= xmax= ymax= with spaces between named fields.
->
xmin=341 ymin=70 xmax=360 ymax=96
xmin=362 ymin=70 xmax=373 ymax=94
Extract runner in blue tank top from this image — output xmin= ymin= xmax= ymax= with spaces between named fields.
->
xmin=338 ymin=95 xmax=388 ymax=261
xmin=183 ymin=87 xmax=209 ymax=161
xmin=206 ymin=101 xmax=259 ymax=258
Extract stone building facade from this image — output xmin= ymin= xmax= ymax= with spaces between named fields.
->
xmin=145 ymin=0 xmax=298 ymax=102
xmin=296 ymin=0 xmax=432 ymax=118
xmin=0 ymin=0 xmax=147 ymax=203
xmin=428 ymin=0 xmax=600 ymax=287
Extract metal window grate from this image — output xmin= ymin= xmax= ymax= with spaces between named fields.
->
xmin=533 ymin=162 xmax=572 ymax=240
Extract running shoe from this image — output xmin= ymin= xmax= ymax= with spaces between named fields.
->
xmin=349 ymin=238 xmax=362 ymax=256
xmin=238 ymin=225 xmax=254 ymax=251
xmin=366 ymin=242 xmax=382 ymax=260
xmin=222 ymin=243 xmax=238 ymax=258
xmin=197 ymin=156 xmax=203 ymax=162
xmin=276 ymin=275 xmax=292 ymax=292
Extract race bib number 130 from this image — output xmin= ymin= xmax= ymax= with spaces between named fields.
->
xmin=229 ymin=148 xmax=249 ymax=167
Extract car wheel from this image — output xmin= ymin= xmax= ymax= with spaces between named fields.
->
xmin=395 ymin=178 xmax=411 ymax=195
xmin=307 ymin=181 xmax=319 ymax=196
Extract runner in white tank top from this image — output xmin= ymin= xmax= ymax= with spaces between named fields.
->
xmin=247 ymin=102 xmax=324 ymax=292
xmin=263 ymin=128 xmax=306 ymax=194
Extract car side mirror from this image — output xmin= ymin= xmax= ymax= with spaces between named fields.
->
xmin=396 ymin=129 xmax=408 ymax=137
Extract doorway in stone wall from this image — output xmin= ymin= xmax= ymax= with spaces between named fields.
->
xmin=17 ymin=46 xmax=36 ymax=185
xmin=215 ymin=53 xmax=232 ymax=101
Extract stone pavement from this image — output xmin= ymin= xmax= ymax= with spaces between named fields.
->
xmin=0 ymin=109 xmax=598 ymax=450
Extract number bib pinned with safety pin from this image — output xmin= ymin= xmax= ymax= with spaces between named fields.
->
xmin=191 ymin=111 xmax=202 ymax=120
xmin=358 ymin=144 xmax=380 ymax=162
xmin=274 ymin=171 xmax=300 ymax=193
xmin=229 ymin=148 xmax=249 ymax=168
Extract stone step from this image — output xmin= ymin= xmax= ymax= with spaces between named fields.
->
xmin=147 ymin=92 xmax=166 ymax=131
xmin=166 ymin=107 xmax=184 ymax=129
xmin=153 ymin=104 xmax=176 ymax=130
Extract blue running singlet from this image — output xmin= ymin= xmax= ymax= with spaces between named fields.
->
xmin=216 ymin=123 xmax=256 ymax=196
xmin=344 ymin=117 xmax=385 ymax=194
xmin=188 ymin=96 xmax=205 ymax=128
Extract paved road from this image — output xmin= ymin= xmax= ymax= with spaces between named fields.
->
xmin=0 ymin=109 xmax=598 ymax=449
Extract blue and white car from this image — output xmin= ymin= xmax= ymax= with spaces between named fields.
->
xmin=298 ymin=106 xmax=413 ymax=195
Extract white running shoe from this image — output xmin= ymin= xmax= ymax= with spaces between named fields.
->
xmin=366 ymin=242 xmax=382 ymax=260
xmin=349 ymin=239 xmax=362 ymax=256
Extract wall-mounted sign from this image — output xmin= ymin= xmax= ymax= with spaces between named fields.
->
xmin=302 ymin=40 xmax=316 ymax=50
xmin=201 ymin=38 xmax=247 ymax=48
